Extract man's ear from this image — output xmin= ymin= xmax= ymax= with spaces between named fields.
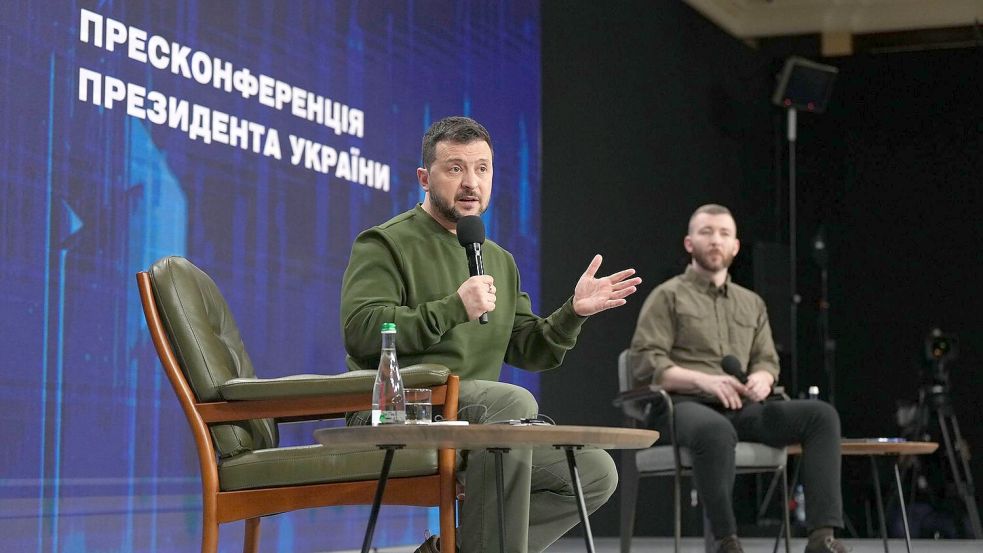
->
xmin=683 ymin=235 xmax=694 ymax=254
xmin=416 ymin=167 xmax=430 ymax=192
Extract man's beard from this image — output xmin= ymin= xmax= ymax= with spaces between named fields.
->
xmin=432 ymin=192 xmax=483 ymax=223
xmin=693 ymin=248 xmax=734 ymax=272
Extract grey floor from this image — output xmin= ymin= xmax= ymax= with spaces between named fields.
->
xmin=338 ymin=537 xmax=983 ymax=552
xmin=547 ymin=536 xmax=983 ymax=553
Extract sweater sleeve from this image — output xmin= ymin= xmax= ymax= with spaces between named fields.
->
xmin=340 ymin=230 xmax=469 ymax=362
xmin=503 ymin=260 xmax=587 ymax=372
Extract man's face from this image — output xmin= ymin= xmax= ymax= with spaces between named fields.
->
xmin=684 ymin=212 xmax=740 ymax=273
xmin=418 ymin=140 xmax=493 ymax=227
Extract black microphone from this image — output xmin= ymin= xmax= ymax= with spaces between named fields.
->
xmin=721 ymin=355 xmax=747 ymax=384
xmin=456 ymin=215 xmax=488 ymax=325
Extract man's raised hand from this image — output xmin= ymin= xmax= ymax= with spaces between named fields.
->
xmin=572 ymin=254 xmax=642 ymax=317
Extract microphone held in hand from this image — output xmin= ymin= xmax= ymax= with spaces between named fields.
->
xmin=721 ymin=355 xmax=747 ymax=384
xmin=456 ymin=215 xmax=488 ymax=325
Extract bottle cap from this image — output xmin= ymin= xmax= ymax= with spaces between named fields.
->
xmin=380 ymin=322 xmax=396 ymax=332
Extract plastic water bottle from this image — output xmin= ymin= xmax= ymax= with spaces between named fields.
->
xmin=793 ymin=484 xmax=806 ymax=524
xmin=372 ymin=323 xmax=405 ymax=425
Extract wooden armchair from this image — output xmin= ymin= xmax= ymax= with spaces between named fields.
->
xmin=137 ymin=256 xmax=458 ymax=553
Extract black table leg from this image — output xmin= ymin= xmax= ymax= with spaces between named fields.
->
xmin=560 ymin=445 xmax=596 ymax=553
xmin=774 ymin=459 xmax=800 ymax=553
xmin=893 ymin=461 xmax=913 ymax=553
xmin=362 ymin=445 xmax=403 ymax=553
xmin=488 ymin=447 xmax=510 ymax=553
xmin=870 ymin=456 xmax=890 ymax=553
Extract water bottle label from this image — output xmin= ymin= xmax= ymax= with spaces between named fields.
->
xmin=372 ymin=409 xmax=405 ymax=425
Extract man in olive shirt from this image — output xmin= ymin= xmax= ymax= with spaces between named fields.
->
xmin=630 ymin=204 xmax=845 ymax=553
xmin=341 ymin=116 xmax=642 ymax=553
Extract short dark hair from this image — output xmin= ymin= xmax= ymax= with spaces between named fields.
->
xmin=421 ymin=116 xmax=493 ymax=169
xmin=688 ymin=203 xmax=734 ymax=233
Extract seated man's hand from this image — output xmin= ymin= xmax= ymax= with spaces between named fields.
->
xmin=697 ymin=374 xmax=747 ymax=410
xmin=458 ymin=275 xmax=496 ymax=321
xmin=744 ymin=371 xmax=774 ymax=403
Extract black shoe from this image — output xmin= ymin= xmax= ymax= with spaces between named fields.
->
xmin=716 ymin=534 xmax=744 ymax=553
xmin=413 ymin=535 xmax=440 ymax=553
xmin=804 ymin=536 xmax=850 ymax=553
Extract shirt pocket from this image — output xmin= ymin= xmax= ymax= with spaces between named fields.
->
xmin=675 ymin=302 xmax=719 ymax=352
xmin=730 ymin=308 xmax=758 ymax=354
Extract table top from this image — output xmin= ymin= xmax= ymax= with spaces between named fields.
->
xmin=313 ymin=423 xmax=660 ymax=451
xmin=787 ymin=440 xmax=938 ymax=456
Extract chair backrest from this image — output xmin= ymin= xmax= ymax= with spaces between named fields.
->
xmin=148 ymin=256 xmax=277 ymax=458
xmin=618 ymin=349 xmax=651 ymax=424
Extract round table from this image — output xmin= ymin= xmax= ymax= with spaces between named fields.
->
xmin=314 ymin=423 xmax=659 ymax=553
xmin=785 ymin=439 xmax=938 ymax=553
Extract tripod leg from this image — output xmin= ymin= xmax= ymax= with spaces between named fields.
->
xmin=938 ymin=413 xmax=983 ymax=538
xmin=947 ymin=414 xmax=983 ymax=537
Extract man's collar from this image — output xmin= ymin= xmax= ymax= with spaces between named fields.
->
xmin=681 ymin=264 xmax=730 ymax=296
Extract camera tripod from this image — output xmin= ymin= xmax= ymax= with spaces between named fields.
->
xmin=900 ymin=378 xmax=983 ymax=538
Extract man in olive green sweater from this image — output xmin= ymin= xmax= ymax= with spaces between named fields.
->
xmin=341 ymin=116 xmax=641 ymax=553
xmin=630 ymin=204 xmax=845 ymax=553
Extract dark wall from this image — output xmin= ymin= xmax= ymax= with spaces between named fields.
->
xmin=541 ymin=0 xmax=983 ymax=539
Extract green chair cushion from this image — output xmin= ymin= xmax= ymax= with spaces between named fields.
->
xmin=218 ymin=444 xmax=438 ymax=491
xmin=218 ymin=365 xmax=450 ymax=400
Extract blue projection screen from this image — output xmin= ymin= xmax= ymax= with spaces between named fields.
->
xmin=0 ymin=2 xmax=540 ymax=551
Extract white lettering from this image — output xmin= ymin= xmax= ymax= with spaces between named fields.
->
xmin=146 ymin=91 xmax=167 ymax=124
xmin=79 ymin=9 xmax=103 ymax=47
xmin=78 ymin=67 xmax=101 ymax=104
xmin=127 ymin=26 xmax=148 ymax=63
xmin=188 ymin=105 xmax=212 ymax=143
xmin=125 ymin=83 xmax=147 ymax=119
xmin=147 ymin=35 xmax=169 ymax=69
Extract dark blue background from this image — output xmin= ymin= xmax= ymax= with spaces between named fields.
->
xmin=0 ymin=1 xmax=541 ymax=551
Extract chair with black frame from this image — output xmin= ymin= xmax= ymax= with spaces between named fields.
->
xmin=613 ymin=349 xmax=792 ymax=553
xmin=137 ymin=256 xmax=459 ymax=553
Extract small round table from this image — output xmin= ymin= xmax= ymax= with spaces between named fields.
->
xmin=314 ymin=423 xmax=659 ymax=553
xmin=786 ymin=439 xmax=938 ymax=553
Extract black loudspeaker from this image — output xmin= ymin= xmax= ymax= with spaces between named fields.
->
xmin=753 ymin=242 xmax=791 ymax=353
xmin=771 ymin=56 xmax=838 ymax=113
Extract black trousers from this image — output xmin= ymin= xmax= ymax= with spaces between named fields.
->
xmin=650 ymin=398 xmax=844 ymax=539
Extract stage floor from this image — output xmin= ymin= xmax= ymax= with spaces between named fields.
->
xmin=549 ymin=537 xmax=983 ymax=552
xmin=339 ymin=536 xmax=983 ymax=553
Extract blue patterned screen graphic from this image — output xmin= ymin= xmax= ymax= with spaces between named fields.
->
xmin=0 ymin=2 xmax=540 ymax=551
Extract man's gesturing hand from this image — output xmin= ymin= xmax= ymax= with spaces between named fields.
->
xmin=458 ymin=275 xmax=496 ymax=321
xmin=572 ymin=254 xmax=642 ymax=317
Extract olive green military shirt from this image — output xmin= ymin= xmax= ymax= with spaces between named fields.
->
xmin=629 ymin=265 xmax=780 ymax=388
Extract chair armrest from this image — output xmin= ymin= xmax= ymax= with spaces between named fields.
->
xmin=613 ymin=384 xmax=672 ymax=426
xmin=218 ymin=364 xmax=450 ymax=400
xmin=612 ymin=384 xmax=669 ymax=408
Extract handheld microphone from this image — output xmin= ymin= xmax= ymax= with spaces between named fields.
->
xmin=721 ymin=355 xmax=747 ymax=384
xmin=456 ymin=215 xmax=488 ymax=325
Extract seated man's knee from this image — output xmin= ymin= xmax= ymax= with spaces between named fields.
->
xmin=579 ymin=449 xmax=618 ymax=507
xmin=685 ymin=416 xmax=737 ymax=451
xmin=462 ymin=380 xmax=538 ymax=422
xmin=811 ymin=400 xmax=841 ymax=435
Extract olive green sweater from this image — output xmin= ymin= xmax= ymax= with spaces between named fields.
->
xmin=341 ymin=205 xmax=586 ymax=381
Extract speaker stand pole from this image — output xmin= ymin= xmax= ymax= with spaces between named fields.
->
xmin=787 ymin=108 xmax=800 ymax=398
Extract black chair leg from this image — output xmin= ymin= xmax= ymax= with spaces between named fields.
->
xmin=620 ymin=450 xmax=639 ymax=553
